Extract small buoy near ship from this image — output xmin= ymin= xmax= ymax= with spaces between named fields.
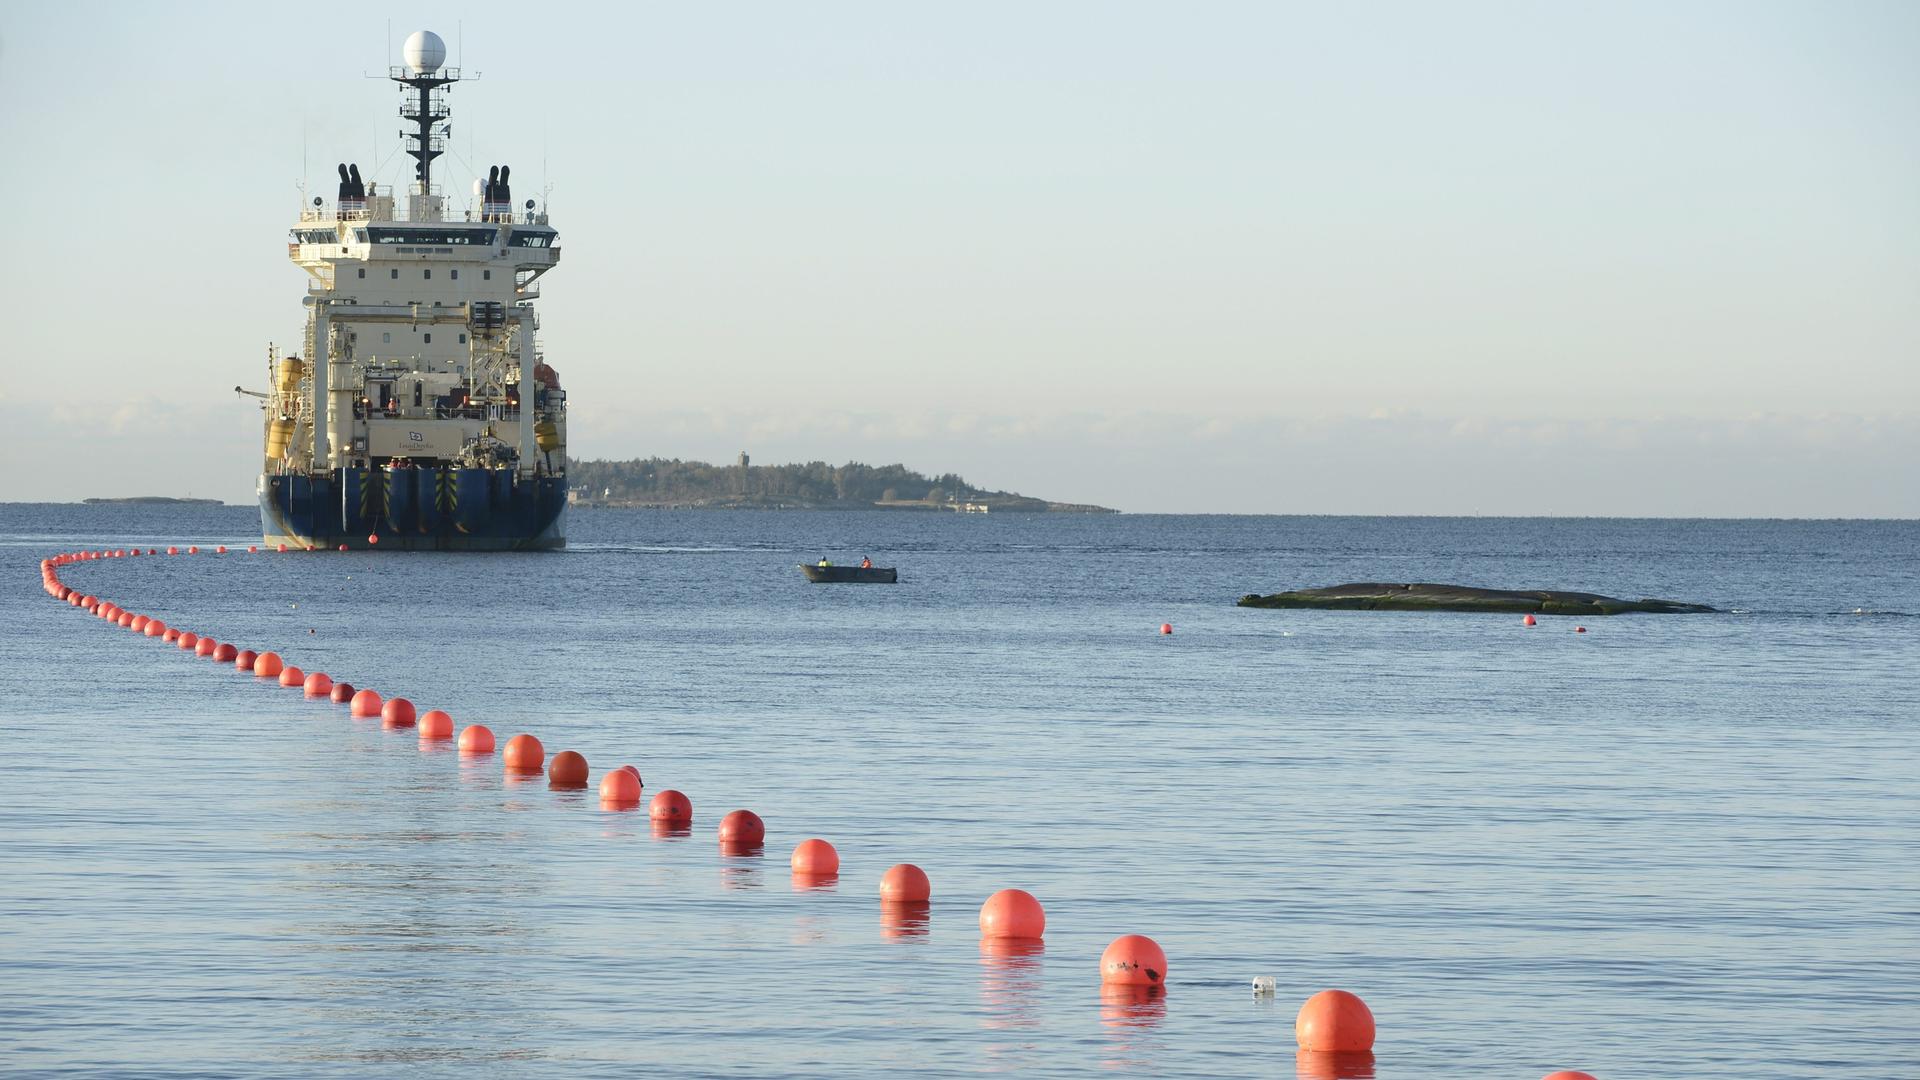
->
xmin=1575 ymin=626 xmax=1587 ymax=634
xmin=548 ymin=750 xmax=589 ymax=788
xmin=598 ymin=769 xmax=641 ymax=806
xmin=718 ymin=809 xmax=766 ymax=848
xmin=1295 ymin=988 xmax=1375 ymax=1052
xmin=1523 ymin=613 xmax=1537 ymax=626
xmin=791 ymin=838 xmax=839 ymax=876
xmin=1160 ymin=622 xmax=1173 ymax=635
xmin=380 ymin=697 xmax=416 ymax=727
xmin=979 ymin=888 xmax=1046 ymax=940
xmin=1100 ymin=934 xmax=1167 ymax=986
xmin=503 ymin=733 xmax=544 ymax=772
xmin=368 ymin=534 xmax=379 ymax=545
xmin=880 ymin=863 xmax=931 ymax=903
xmin=649 ymin=789 xmax=692 ymax=822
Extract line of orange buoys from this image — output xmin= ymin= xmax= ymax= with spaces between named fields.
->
xmin=38 ymin=545 xmax=1603 ymax=1079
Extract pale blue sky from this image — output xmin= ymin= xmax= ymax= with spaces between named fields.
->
xmin=1 ymin=2 xmax=1914 ymax=513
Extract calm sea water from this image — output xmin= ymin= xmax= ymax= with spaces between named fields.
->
xmin=3 ymin=504 xmax=1916 ymax=1079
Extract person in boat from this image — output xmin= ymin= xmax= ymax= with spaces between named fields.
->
xmin=860 ymin=556 xmax=872 ymax=568
xmin=817 ymin=557 xmax=832 ymax=568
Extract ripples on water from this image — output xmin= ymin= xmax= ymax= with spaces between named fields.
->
xmin=2 ymin=506 xmax=1916 ymax=1078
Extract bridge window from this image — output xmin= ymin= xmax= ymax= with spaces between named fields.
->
xmin=390 ymin=269 xmax=398 ymax=279
xmin=424 ymin=333 xmax=432 ymax=344
xmin=450 ymin=269 xmax=458 ymax=280
xmin=423 ymin=269 xmax=431 ymax=280
xmin=357 ymin=268 xmax=365 ymax=279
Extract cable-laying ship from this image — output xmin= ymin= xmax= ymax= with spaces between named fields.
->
xmin=257 ymin=30 xmax=566 ymax=550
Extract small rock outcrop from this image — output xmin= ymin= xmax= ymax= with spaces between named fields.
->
xmin=1236 ymin=582 xmax=1716 ymax=615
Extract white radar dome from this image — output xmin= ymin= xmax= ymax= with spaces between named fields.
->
xmin=403 ymin=30 xmax=447 ymax=74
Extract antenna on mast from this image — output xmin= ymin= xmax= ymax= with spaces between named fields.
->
xmin=389 ymin=30 xmax=463 ymax=194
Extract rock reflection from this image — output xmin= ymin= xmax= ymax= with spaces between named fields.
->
xmin=978 ymin=937 xmax=1044 ymax=1030
xmin=1295 ymin=1050 xmax=1377 ymax=1079
xmin=879 ymin=900 xmax=931 ymax=940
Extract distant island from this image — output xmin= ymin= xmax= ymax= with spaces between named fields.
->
xmin=83 ymin=497 xmax=225 ymax=506
xmin=568 ymin=456 xmax=1115 ymax=513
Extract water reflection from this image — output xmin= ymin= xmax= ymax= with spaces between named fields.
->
xmin=1098 ymin=984 xmax=1168 ymax=1071
xmin=791 ymin=871 xmax=839 ymax=892
xmin=718 ymin=851 xmax=763 ymax=891
xmin=978 ymin=937 xmax=1044 ymax=1030
xmin=1295 ymin=1050 xmax=1376 ymax=1079
xmin=1097 ymin=984 xmax=1166 ymax=1029
xmin=649 ymin=821 xmax=691 ymax=841
xmin=879 ymin=901 xmax=931 ymax=940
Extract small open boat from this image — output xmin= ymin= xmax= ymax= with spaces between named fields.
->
xmin=800 ymin=564 xmax=898 ymax=584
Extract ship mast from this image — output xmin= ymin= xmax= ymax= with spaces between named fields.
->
xmin=389 ymin=31 xmax=462 ymax=206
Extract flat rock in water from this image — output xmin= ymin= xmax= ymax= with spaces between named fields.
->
xmin=1236 ymin=582 xmax=1717 ymax=615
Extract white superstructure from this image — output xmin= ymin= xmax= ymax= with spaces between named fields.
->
xmin=270 ymin=32 xmax=565 ymax=481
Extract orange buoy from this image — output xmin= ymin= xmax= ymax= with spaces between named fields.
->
xmin=277 ymin=543 xmax=288 ymax=552
xmin=303 ymin=671 xmax=333 ymax=697
xmin=143 ymin=620 xmax=168 ymax=638
xmin=598 ymin=768 xmax=641 ymax=806
xmin=979 ymin=888 xmax=1046 ymax=939
xmin=212 ymin=643 xmax=237 ymax=662
xmin=548 ymin=749 xmax=589 ymax=787
xmin=1575 ymin=626 xmax=1587 ymax=634
xmin=1523 ymin=613 xmax=1537 ymax=626
xmin=1160 ymin=622 xmax=1173 ymax=635
xmin=618 ymin=764 xmax=642 ymax=787
xmin=187 ymin=546 xmax=199 ymax=554
xmin=178 ymin=632 xmax=199 ymax=651
xmin=718 ymin=809 xmax=766 ymax=848
xmin=880 ymin=863 xmax=931 ymax=902
xmin=129 ymin=615 xmax=150 ymax=631
xmin=349 ymin=688 xmax=383 ymax=717
xmin=1295 ymin=989 xmax=1375 ymax=1052
xmin=1100 ymin=934 xmax=1167 ymax=987
xmin=215 ymin=545 xmax=228 ymax=554
xmin=167 ymin=546 xmax=179 ymax=555
xmin=503 ymin=733 xmax=544 ymax=772
xmin=233 ymin=649 xmax=259 ymax=671
xmin=648 ymin=788 xmax=692 ymax=822
xmin=337 ymin=544 xmax=348 ymax=552
xmin=162 ymin=628 xmax=180 ymax=643
xmin=118 ymin=612 xmax=137 ymax=628
xmin=380 ymin=697 xmax=416 ymax=727
xmin=248 ymin=545 xmax=258 ymax=553
xmin=279 ymin=664 xmax=304 ymax=687
xmin=1541 ymin=1073 xmax=1598 ymax=1080
xmin=791 ymin=838 xmax=839 ymax=875
xmin=418 ymin=709 xmax=453 ymax=739
xmin=253 ymin=652 xmax=284 ymax=677
xmin=368 ymin=533 xmax=379 ymax=545
xmin=458 ymin=724 xmax=495 ymax=753
xmin=329 ymin=681 xmax=355 ymax=703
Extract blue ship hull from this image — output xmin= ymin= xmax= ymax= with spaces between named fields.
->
xmin=259 ymin=467 xmax=566 ymax=550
